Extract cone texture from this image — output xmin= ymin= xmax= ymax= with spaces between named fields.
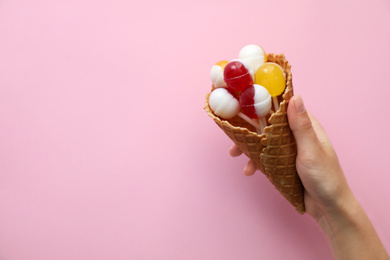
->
xmin=204 ymin=53 xmax=305 ymax=214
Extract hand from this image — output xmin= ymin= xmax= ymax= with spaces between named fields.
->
xmin=285 ymin=95 xmax=355 ymax=219
xmin=230 ymin=95 xmax=353 ymax=220
xmin=230 ymin=95 xmax=389 ymax=259
xmin=229 ymin=145 xmax=257 ymax=176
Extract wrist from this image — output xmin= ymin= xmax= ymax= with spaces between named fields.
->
xmin=315 ymin=188 xmax=360 ymax=237
xmin=315 ymin=192 xmax=390 ymax=260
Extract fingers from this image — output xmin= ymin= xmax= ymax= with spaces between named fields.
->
xmin=229 ymin=145 xmax=243 ymax=157
xmin=229 ymin=145 xmax=257 ymax=176
xmin=243 ymin=160 xmax=256 ymax=176
xmin=287 ymin=96 xmax=321 ymax=153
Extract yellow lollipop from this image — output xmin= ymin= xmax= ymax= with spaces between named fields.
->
xmin=254 ymin=62 xmax=286 ymax=111
xmin=215 ymin=60 xmax=229 ymax=68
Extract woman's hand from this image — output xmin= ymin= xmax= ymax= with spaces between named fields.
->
xmin=230 ymin=95 xmax=353 ymax=219
xmin=230 ymin=95 xmax=389 ymax=259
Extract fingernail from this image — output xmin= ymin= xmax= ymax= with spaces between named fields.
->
xmin=294 ymin=95 xmax=306 ymax=114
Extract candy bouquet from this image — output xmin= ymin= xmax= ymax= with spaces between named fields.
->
xmin=204 ymin=45 xmax=305 ymax=214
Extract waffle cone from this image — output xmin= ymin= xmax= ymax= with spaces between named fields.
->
xmin=204 ymin=53 xmax=305 ymax=214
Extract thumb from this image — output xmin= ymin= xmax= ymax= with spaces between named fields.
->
xmin=287 ymin=95 xmax=319 ymax=152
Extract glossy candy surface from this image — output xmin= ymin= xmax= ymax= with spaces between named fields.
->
xmin=254 ymin=62 xmax=286 ymax=97
xmin=223 ymin=60 xmax=253 ymax=92
xmin=210 ymin=60 xmax=229 ymax=88
xmin=240 ymin=84 xmax=271 ymax=119
xmin=209 ymin=88 xmax=240 ymax=119
xmin=239 ymin=44 xmax=267 ymax=72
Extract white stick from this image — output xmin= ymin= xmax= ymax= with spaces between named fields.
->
xmin=261 ymin=117 xmax=267 ymax=129
xmin=258 ymin=118 xmax=267 ymax=134
xmin=273 ymin=96 xmax=279 ymax=111
xmin=237 ymin=112 xmax=261 ymax=131
xmin=253 ymin=119 xmax=262 ymax=135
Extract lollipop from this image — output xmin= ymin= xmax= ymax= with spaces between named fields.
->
xmin=223 ymin=60 xmax=254 ymax=92
xmin=210 ymin=60 xmax=229 ymax=88
xmin=240 ymin=84 xmax=272 ymax=134
xmin=209 ymin=88 xmax=261 ymax=131
xmin=239 ymin=44 xmax=267 ymax=72
xmin=254 ymin=62 xmax=286 ymax=111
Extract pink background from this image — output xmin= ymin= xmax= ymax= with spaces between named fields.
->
xmin=0 ymin=0 xmax=389 ymax=259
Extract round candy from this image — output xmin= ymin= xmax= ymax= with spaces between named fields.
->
xmin=209 ymin=88 xmax=240 ymax=119
xmin=223 ymin=59 xmax=253 ymax=92
xmin=254 ymin=62 xmax=286 ymax=97
xmin=240 ymin=84 xmax=272 ymax=119
xmin=215 ymin=60 xmax=229 ymax=67
xmin=239 ymin=44 xmax=267 ymax=72
xmin=210 ymin=60 xmax=229 ymax=88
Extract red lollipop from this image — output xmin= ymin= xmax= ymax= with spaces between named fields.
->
xmin=223 ymin=60 xmax=253 ymax=92
xmin=240 ymin=84 xmax=272 ymax=134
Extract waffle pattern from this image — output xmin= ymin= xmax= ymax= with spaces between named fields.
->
xmin=204 ymin=53 xmax=305 ymax=214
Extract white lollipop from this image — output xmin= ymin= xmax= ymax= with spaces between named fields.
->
xmin=239 ymin=44 xmax=267 ymax=72
xmin=209 ymin=88 xmax=261 ymax=131
xmin=210 ymin=60 xmax=228 ymax=88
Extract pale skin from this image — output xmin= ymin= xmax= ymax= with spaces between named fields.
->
xmin=230 ymin=95 xmax=389 ymax=260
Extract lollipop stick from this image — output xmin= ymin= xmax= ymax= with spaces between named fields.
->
xmin=253 ymin=119 xmax=262 ymax=135
xmin=273 ymin=96 xmax=280 ymax=111
xmin=237 ymin=112 xmax=261 ymax=131
xmin=261 ymin=117 xmax=267 ymax=129
xmin=257 ymin=118 xmax=267 ymax=134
